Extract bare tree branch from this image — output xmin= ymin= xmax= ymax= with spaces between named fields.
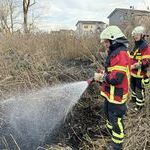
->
xmin=29 ymin=0 xmax=36 ymax=7
xmin=0 ymin=0 xmax=19 ymax=34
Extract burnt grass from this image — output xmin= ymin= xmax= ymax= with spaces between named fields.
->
xmin=43 ymin=58 xmax=108 ymax=150
xmin=45 ymin=85 xmax=106 ymax=150
xmin=0 ymin=58 xmax=108 ymax=150
xmin=1 ymin=57 xmax=149 ymax=150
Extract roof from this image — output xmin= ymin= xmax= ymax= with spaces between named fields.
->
xmin=76 ymin=20 xmax=106 ymax=26
xmin=108 ymin=8 xmax=150 ymax=18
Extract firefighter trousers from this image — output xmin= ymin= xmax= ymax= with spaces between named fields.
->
xmin=130 ymin=76 xmax=145 ymax=107
xmin=104 ymin=100 xmax=127 ymax=149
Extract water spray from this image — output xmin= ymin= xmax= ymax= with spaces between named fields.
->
xmin=0 ymin=81 xmax=89 ymax=149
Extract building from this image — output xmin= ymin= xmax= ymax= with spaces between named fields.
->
xmin=76 ymin=20 xmax=106 ymax=36
xmin=108 ymin=8 xmax=150 ymax=27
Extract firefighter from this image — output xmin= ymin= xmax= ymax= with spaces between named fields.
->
xmin=130 ymin=26 xmax=150 ymax=110
xmin=94 ymin=26 xmax=130 ymax=150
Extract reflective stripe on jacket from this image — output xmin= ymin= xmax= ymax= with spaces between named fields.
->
xmin=130 ymin=42 xmax=150 ymax=78
xmin=101 ymin=47 xmax=131 ymax=104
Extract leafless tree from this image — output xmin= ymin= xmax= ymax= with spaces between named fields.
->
xmin=0 ymin=0 xmax=20 ymax=34
xmin=0 ymin=0 xmax=10 ymax=34
xmin=9 ymin=0 xmax=15 ymax=33
xmin=23 ymin=0 xmax=36 ymax=33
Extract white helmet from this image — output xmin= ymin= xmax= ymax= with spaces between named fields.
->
xmin=100 ymin=25 xmax=126 ymax=41
xmin=131 ymin=26 xmax=146 ymax=36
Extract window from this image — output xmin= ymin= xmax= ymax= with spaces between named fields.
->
xmin=84 ymin=25 xmax=88 ymax=28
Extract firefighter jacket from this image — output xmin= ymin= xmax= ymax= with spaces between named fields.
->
xmin=101 ymin=43 xmax=131 ymax=104
xmin=130 ymin=39 xmax=150 ymax=78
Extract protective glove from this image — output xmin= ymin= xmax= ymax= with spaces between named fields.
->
xmin=102 ymin=73 xmax=107 ymax=82
xmin=94 ymin=72 xmax=103 ymax=81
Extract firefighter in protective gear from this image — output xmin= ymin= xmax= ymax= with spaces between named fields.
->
xmin=130 ymin=26 xmax=150 ymax=110
xmin=94 ymin=26 xmax=130 ymax=150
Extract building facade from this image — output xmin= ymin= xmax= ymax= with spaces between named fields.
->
xmin=76 ymin=21 xmax=106 ymax=36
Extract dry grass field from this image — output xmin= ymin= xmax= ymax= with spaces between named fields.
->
xmin=0 ymin=32 xmax=149 ymax=150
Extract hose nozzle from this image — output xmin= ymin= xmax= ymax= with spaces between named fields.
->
xmin=87 ymin=78 xmax=94 ymax=85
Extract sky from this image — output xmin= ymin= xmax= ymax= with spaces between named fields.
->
xmin=29 ymin=0 xmax=150 ymax=31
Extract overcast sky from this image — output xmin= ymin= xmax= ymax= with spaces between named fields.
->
xmin=30 ymin=0 xmax=150 ymax=31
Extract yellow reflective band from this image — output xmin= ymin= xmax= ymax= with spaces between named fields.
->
xmin=142 ymin=89 xmax=145 ymax=97
xmin=112 ymin=117 xmax=125 ymax=142
xmin=127 ymin=51 xmax=131 ymax=57
xmin=130 ymin=55 xmax=134 ymax=58
xmin=108 ymin=65 xmax=130 ymax=87
xmin=131 ymin=49 xmax=150 ymax=60
xmin=137 ymin=68 xmax=141 ymax=77
xmin=131 ymin=73 xmax=143 ymax=78
xmin=142 ymin=78 xmax=149 ymax=86
xmin=108 ymin=66 xmax=128 ymax=73
xmin=136 ymin=98 xmax=144 ymax=103
xmin=131 ymin=93 xmax=136 ymax=97
xmin=122 ymin=94 xmax=128 ymax=101
xmin=131 ymin=95 xmax=136 ymax=98
xmin=148 ymin=73 xmax=150 ymax=78
xmin=135 ymin=55 xmax=142 ymax=60
xmin=132 ymin=91 xmax=136 ymax=95
xmin=133 ymin=49 xmax=139 ymax=56
xmin=101 ymin=91 xmax=128 ymax=104
xmin=110 ymin=85 xmax=115 ymax=102
xmin=101 ymin=91 xmax=109 ymax=99
xmin=142 ymin=55 xmax=150 ymax=59
xmin=127 ymin=66 xmax=131 ymax=86
xmin=144 ymin=79 xmax=149 ymax=83
xmin=143 ymin=79 xmax=149 ymax=83
xmin=112 ymin=138 xmax=123 ymax=144
xmin=136 ymin=102 xmax=144 ymax=106
xmin=118 ymin=118 xmax=124 ymax=133
xmin=112 ymin=131 xmax=124 ymax=139
xmin=106 ymin=120 xmax=113 ymax=129
xmin=106 ymin=123 xmax=113 ymax=129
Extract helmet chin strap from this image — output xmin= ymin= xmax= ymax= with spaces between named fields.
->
xmin=110 ymin=37 xmax=129 ymax=48
xmin=112 ymin=40 xmax=117 ymax=45
xmin=141 ymin=34 xmax=145 ymax=39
